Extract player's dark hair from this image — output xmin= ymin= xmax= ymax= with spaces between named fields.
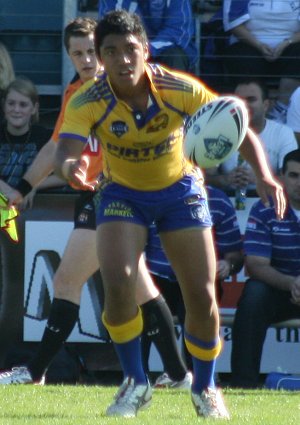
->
xmin=94 ymin=10 xmax=148 ymax=59
xmin=235 ymin=78 xmax=269 ymax=101
xmin=282 ymin=149 xmax=300 ymax=173
xmin=64 ymin=17 xmax=97 ymax=52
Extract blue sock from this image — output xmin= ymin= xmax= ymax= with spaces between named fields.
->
xmin=185 ymin=331 xmax=219 ymax=393
xmin=114 ymin=336 xmax=147 ymax=384
xmin=192 ymin=356 xmax=216 ymax=393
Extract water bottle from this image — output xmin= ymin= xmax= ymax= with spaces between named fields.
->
xmin=235 ymin=153 xmax=247 ymax=210
xmin=235 ymin=187 xmax=247 ymax=210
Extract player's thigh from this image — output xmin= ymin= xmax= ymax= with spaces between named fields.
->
xmin=96 ymin=221 xmax=147 ymax=286
xmin=160 ymin=227 xmax=216 ymax=303
xmin=54 ymin=228 xmax=98 ymax=288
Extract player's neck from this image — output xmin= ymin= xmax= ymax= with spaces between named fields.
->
xmin=117 ymin=78 xmax=150 ymax=113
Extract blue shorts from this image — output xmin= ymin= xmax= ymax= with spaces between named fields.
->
xmin=94 ymin=174 xmax=212 ymax=232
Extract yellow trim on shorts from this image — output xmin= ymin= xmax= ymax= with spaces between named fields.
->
xmin=102 ymin=307 xmax=143 ymax=344
xmin=185 ymin=338 xmax=222 ymax=361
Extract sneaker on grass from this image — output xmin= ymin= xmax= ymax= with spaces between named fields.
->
xmin=154 ymin=371 xmax=192 ymax=389
xmin=0 ymin=366 xmax=45 ymax=385
xmin=106 ymin=376 xmax=152 ymax=418
xmin=191 ymin=388 xmax=230 ymax=419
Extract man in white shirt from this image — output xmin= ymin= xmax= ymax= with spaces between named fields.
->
xmin=286 ymin=87 xmax=300 ymax=146
xmin=205 ymin=78 xmax=298 ymax=191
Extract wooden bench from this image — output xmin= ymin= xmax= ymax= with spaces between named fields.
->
xmin=221 ymin=311 xmax=300 ymax=329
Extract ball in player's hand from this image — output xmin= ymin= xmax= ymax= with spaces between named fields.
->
xmin=184 ymin=96 xmax=249 ymax=168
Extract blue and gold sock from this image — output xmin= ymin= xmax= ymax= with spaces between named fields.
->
xmin=185 ymin=330 xmax=222 ymax=393
xmin=102 ymin=307 xmax=146 ymax=384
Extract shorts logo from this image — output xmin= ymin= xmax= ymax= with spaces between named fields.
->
xmin=185 ymin=195 xmax=202 ymax=205
xmin=104 ymin=201 xmax=134 ymax=218
xmin=191 ymin=204 xmax=206 ymax=221
xmin=78 ymin=212 xmax=89 ymax=223
xmin=110 ymin=121 xmax=129 ymax=137
xmin=83 ymin=204 xmax=93 ymax=211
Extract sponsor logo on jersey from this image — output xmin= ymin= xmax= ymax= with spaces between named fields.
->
xmin=105 ymin=136 xmax=174 ymax=162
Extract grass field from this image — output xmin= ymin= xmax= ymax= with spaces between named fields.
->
xmin=0 ymin=385 xmax=299 ymax=425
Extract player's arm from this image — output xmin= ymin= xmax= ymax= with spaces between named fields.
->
xmin=22 ymin=139 xmax=57 ymax=186
xmin=246 ymin=255 xmax=295 ymax=292
xmin=54 ymin=137 xmax=95 ymax=190
xmin=239 ymin=128 xmax=286 ymax=218
xmin=217 ymin=251 xmax=244 ymax=281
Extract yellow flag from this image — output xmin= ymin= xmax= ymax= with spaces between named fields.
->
xmin=0 ymin=193 xmax=19 ymax=243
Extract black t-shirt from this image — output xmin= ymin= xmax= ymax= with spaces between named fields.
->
xmin=0 ymin=124 xmax=52 ymax=187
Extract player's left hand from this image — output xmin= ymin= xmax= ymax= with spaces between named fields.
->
xmin=217 ymin=260 xmax=231 ymax=280
xmin=62 ymin=156 xmax=98 ymax=190
xmin=291 ymin=276 xmax=300 ymax=305
xmin=255 ymin=175 xmax=286 ymax=220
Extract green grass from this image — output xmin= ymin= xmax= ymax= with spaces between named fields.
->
xmin=0 ymin=386 xmax=299 ymax=425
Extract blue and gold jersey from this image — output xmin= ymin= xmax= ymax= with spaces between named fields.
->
xmin=60 ymin=64 xmax=217 ymax=190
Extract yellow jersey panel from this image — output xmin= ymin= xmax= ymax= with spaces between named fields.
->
xmin=60 ymin=64 xmax=217 ymax=190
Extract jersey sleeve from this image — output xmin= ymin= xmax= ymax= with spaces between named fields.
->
xmin=59 ymin=84 xmax=96 ymax=143
xmin=223 ymin=0 xmax=250 ymax=32
xmin=287 ymin=88 xmax=300 ymax=132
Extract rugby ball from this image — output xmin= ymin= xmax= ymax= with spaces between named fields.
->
xmin=183 ymin=96 xmax=249 ymax=168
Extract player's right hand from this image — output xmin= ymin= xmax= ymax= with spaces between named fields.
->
xmin=62 ymin=156 xmax=98 ymax=190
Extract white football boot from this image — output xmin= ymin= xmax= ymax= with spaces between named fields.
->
xmin=154 ymin=371 xmax=192 ymax=390
xmin=191 ymin=388 xmax=230 ymax=419
xmin=106 ymin=376 xmax=152 ymax=418
xmin=0 ymin=367 xmax=45 ymax=385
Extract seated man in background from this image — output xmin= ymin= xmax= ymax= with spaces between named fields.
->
xmin=231 ymin=149 xmax=300 ymax=388
xmin=286 ymin=87 xmax=300 ymax=147
xmin=205 ymin=79 xmax=298 ymax=192
xmin=222 ymin=0 xmax=300 ymax=123
xmin=98 ymin=0 xmax=197 ymax=72
xmin=145 ymin=184 xmax=244 ymax=380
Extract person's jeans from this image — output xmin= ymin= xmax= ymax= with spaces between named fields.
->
xmin=230 ymin=279 xmax=300 ymax=388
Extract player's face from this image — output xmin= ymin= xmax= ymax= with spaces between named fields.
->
xmin=99 ymin=33 xmax=148 ymax=93
xmin=282 ymin=161 xmax=300 ymax=207
xmin=234 ymin=83 xmax=269 ymax=128
xmin=68 ymin=34 xmax=100 ymax=82
xmin=4 ymin=89 xmax=38 ymax=131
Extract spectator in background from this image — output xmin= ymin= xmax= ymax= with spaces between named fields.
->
xmin=231 ymin=149 xmax=300 ymax=388
xmin=145 ymin=185 xmax=244 ymax=381
xmin=0 ymin=42 xmax=15 ymax=122
xmin=222 ymin=0 xmax=300 ymax=123
xmin=99 ymin=0 xmax=197 ymax=72
xmin=0 ymin=78 xmax=52 ymax=195
xmin=286 ymin=87 xmax=300 ymax=147
xmin=205 ymin=79 xmax=298 ymax=192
